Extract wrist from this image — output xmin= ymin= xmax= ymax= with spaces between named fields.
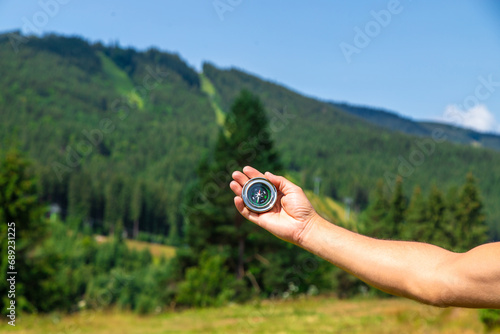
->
xmin=294 ymin=212 xmax=325 ymax=248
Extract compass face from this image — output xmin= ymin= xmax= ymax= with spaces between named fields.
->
xmin=248 ymin=183 xmax=271 ymax=207
xmin=242 ymin=177 xmax=277 ymax=213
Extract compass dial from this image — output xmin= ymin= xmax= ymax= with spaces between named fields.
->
xmin=248 ymin=183 xmax=271 ymax=207
xmin=241 ymin=177 xmax=277 ymax=213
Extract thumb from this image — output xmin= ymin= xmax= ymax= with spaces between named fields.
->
xmin=265 ymin=172 xmax=297 ymax=195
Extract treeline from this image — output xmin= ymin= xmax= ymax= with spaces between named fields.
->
xmin=361 ymin=175 xmax=499 ymax=325
xmin=361 ymin=175 xmax=487 ymax=252
xmin=95 ymin=43 xmax=200 ymax=88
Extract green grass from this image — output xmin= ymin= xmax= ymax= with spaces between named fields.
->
xmin=1 ymin=296 xmax=490 ymax=333
xmin=200 ymin=72 xmax=226 ymax=126
xmin=305 ymin=190 xmax=358 ymax=231
xmin=98 ymin=51 xmax=144 ymax=110
xmin=282 ymin=172 xmax=357 ymax=229
xmin=94 ymin=235 xmax=176 ymax=260
xmin=125 ymin=239 xmax=176 ymax=259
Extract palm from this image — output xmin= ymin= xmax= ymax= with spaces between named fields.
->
xmin=230 ymin=167 xmax=316 ymax=244
xmin=257 ymin=189 xmax=314 ymax=243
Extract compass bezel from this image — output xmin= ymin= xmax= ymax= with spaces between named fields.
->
xmin=242 ymin=177 xmax=277 ymax=213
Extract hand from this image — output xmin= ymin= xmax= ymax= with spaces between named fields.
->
xmin=230 ymin=166 xmax=319 ymax=245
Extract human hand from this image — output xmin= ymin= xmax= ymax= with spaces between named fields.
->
xmin=230 ymin=166 xmax=319 ymax=245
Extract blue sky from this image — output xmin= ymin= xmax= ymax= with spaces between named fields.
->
xmin=1 ymin=0 xmax=500 ymax=132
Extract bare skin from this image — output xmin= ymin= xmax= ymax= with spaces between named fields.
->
xmin=230 ymin=166 xmax=500 ymax=309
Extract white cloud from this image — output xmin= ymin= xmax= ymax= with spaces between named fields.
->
xmin=442 ymin=104 xmax=500 ymax=133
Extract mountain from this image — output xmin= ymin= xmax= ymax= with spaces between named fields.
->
xmin=1 ymin=31 xmax=499 ymax=240
xmin=0 ymin=32 xmax=217 ymax=238
xmin=331 ymin=103 xmax=500 ymax=151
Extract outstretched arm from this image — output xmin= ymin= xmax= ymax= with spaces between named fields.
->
xmin=300 ymin=215 xmax=500 ymax=308
xmin=230 ymin=166 xmax=500 ymax=309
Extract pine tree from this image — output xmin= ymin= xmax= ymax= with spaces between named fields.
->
xmin=104 ymin=175 xmax=127 ymax=236
xmin=361 ymin=179 xmax=390 ymax=238
xmin=403 ymin=186 xmax=428 ymax=241
xmin=67 ymin=170 xmax=92 ymax=224
xmin=130 ymin=180 xmax=143 ymax=239
xmin=385 ymin=176 xmax=407 ymax=239
xmin=443 ymin=185 xmax=460 ymax=249
xmin=427 ymin=185 xmax=448 ymax=249
xmin=454 ymin=172 xmax=488 ymax=252
xmin=0 ymin=150 xmax=47 ymax=312
xmin=183 ymin=90 xmax=283 ymax=288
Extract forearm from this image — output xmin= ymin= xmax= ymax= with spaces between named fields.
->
xmin=298 ymin=214 xmax=457 ymax=306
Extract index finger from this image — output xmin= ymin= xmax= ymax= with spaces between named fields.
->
xmin=242 ymin=166 xmax=265 ymax=179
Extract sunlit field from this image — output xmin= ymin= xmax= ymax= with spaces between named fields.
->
xmin=95 ymin=235 xmax=177 ymax=260
xmin=2 ymin=296 xmax=495 ymax=334
xmin=125 ymin=239 xmax=176 ymax=259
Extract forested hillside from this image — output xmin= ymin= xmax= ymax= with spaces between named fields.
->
xmin=0 ymin=32 xmax=217 ymax=241
xmin=1 ymin=32 xmax=499 ymax=240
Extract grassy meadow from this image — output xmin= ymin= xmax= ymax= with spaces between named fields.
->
xmin=1 ymin=296 xmax=495 ymax=334
xmin=94 ymin=235 xmax=177 ymax=260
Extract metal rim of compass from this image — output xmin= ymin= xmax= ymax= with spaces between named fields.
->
xmin=241 ymin=177 xmax=278 ymax=213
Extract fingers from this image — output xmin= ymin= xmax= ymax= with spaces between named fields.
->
xmin=231 ymin=166 xmax=265 ymax=187
xmin=230 ymin=180 xmax=242 ymax=196
xmin=232 ymin=171 xmax=249 ymax=187
xmin=243 ymin=166 xmax=265 ymax=179
xmin=265 ymin=171 xmax=298 ymax=195
xmin=232 ymin=167 xmax=298 ymax=197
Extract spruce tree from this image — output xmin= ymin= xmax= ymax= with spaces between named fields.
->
xmin=0 ymin=150 xmax=47 ymax=312
xmin=403 ymin=186 xmax=428 ymax=241
xmin=386 ymin=177 xmax=407 ymax=239
xmin=67 ymin=170 xmax=92 ymax=224
xmin=427 ymin=185 xmax=448 ymax=249
xmin=130 ymin=180 xmax=143 ymax=239
xmin=182 ymin=89 xmax=283 ymax=288
xmin=443 ymin=185 xmax=460 ymax=249
xmin=104 ymin=174 xmax=127 ymax=236
xmin=361 ymin=179 xmax=390 ymax=238
xmin=454 ymin=172 xmax=488 ymax=252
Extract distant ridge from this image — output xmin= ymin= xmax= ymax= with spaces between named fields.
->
xmin=331 ymin=102 xmax=500 ymax=151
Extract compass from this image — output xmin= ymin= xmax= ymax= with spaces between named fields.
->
xmin=241 ymin=177 xmax=277 ymax=213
